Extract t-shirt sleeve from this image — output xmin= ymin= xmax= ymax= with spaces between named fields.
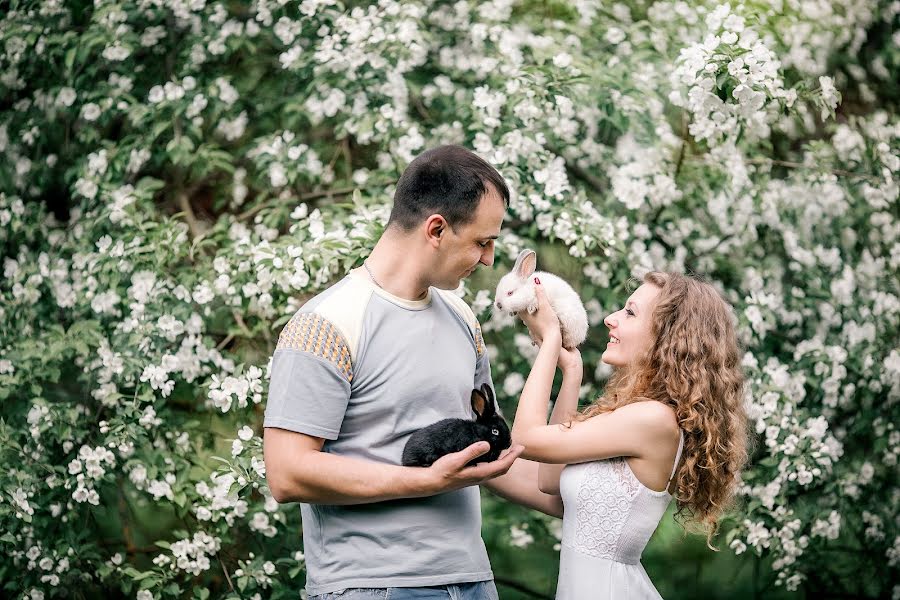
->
xmin=264 ymin=312 xmax=353 ymax=440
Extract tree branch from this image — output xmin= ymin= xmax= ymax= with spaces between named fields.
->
xmin=674 ymin=110 xmax=689 ymax=177
xmin=232 ymin=311 xmax=253 ymax=338
xmin=566 ymin=159 xmax=607 ymax=195
xmin=744 ymin=158 xmax=879 ymax=181
xmin=411 ymin=93 xmax=432 ymax=121
xmin=176 ymin=189 xmax=202 ymax=239
xmin=235 ymin=180 xmax=396 ymax=222
xmin=545 ymin=143 xmax=607 ymax=195
xmin=217 ymin=553 xmax=236 ymax=594
xmin=118 ymin=485 xmax=135 ymax=555
xmin=216 ymin=333 xmax=235 ymax=351
xmin=341 ymin=137 xmax=353 ymax=180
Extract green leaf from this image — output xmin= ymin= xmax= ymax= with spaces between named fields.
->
xmin=139 ymin=576 xmax=160 ymax=589
xmin=163 ymin=582 xmax=181 ymax=595
xmin=65 ymin=47 xmax=77 ymax=73
xmin=151 ymin=121 xmax=171 ymax=141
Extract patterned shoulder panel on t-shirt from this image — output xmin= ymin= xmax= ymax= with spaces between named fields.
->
xmin=276 ymin=311 xmax=353 ymax=382
xmin=473 ymin=320 xmax=485 ymax=357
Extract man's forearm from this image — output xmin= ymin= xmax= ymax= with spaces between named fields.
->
xmin=265 ymin=427 xmax=519 ymax=506
xmin=270 ymin=450 xmax=436 ymax=505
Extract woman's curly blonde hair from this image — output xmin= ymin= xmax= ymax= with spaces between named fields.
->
xmin=578 ymin=271 xmax=749 ymax=547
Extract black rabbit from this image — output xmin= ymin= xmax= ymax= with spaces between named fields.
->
xmin=401 ymin=384 xmax=512 ymax=468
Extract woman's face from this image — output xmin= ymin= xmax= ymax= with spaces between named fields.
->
xmin=601 ymin=283 xmax=661 ymax=367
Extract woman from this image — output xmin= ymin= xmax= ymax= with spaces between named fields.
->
xmin=512 ymin=272 xmax=749 ymax=599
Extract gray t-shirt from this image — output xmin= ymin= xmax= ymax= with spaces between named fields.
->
xmin=264 ymin=267 xmax=495 ymax=595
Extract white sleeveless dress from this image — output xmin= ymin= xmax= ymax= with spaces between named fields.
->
xmin=556 ymin=430 xmax=685 ymax=599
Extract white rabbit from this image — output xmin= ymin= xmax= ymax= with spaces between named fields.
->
xmin=494 ymin=249 xmax=589 ymax=349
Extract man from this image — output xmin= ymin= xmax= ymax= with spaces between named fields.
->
xmin=264 ymin=145 xmax=563 ymax=600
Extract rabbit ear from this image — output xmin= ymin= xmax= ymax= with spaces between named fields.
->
xmin=478 ymin=384 xmax=496 ymax=418
xmin=513 ymin=249 xmax=537 ymax=279
xmin=471 ymin=388 xmax=487 ymax=418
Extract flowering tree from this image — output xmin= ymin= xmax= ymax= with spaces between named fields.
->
xmin=1 ymin=1 xmax=898 ymax=599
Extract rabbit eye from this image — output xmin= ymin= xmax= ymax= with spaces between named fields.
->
xmin=491 ymin=428 xmax=499 ymax=435
xmin=506 ymin=291 xmax=513 ymax=296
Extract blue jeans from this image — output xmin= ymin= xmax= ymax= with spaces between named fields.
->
xmin=309 ymin=581 xmax=499 ymax=600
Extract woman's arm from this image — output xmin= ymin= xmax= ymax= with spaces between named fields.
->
xmin=508 ymin=280 xmax=566 ymax=457
xmin=512 ymin=283 xmax=677 ymax=465
xmin=539 ymin=351 xmax=582 ymax=495
xmin=483 ymin=457 xmax=564 ymax=518
xmin=509 ymin=284 xmax=562 ymax=444
xmin=517 ymin=400 xmax=677 ymax=464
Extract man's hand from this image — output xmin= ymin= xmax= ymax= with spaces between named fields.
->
xmin=424 ymin=441 xmax=524 ymax=494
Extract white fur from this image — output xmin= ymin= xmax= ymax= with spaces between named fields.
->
xmin=494 ymin=249 xmax=588 ymax=349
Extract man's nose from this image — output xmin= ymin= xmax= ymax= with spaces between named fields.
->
xmin=480 ymin=247 xmax=494 ymax=267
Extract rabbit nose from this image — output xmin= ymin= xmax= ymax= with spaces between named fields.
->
xmin=495 ymin=301 xmax=502 ymax=309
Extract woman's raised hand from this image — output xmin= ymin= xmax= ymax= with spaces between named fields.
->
xmin=557 ymin=346 xmax=583 ymax=373
xmin=518 ymin=278 xmax=562 ymax=347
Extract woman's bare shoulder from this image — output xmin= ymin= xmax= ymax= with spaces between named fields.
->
xmin=614 ymin=398 xmax=679 ymax=435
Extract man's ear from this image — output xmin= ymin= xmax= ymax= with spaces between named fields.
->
xmin=424 ymin=214 xmax=448 ymax=248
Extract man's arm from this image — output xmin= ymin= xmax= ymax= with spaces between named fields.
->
xmin=264 ymin=427 xmax=524 ymax=505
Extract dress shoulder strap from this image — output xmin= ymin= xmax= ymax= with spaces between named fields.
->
xmin=667 ymin=429 xmax=685 ymax=484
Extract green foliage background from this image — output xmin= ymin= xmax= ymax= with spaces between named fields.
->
xmin=1 ymin=0 xmax=898 ymax=599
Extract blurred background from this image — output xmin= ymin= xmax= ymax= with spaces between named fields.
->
xmin=1 ymin=0 xmax=897 ymax=598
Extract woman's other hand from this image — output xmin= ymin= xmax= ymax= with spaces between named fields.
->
xmin=558 ymin=347 xmax=582 ymax=374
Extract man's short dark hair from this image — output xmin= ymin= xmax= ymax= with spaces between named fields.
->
xmin=388 ymin=145 xmax=510 ymax=231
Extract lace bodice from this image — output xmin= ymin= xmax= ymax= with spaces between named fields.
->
xmin=558 ymin=431 xmax=684 ymax=565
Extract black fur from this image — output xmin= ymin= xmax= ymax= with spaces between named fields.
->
xmin=401 ymin=384 xmax=512 ymax=467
